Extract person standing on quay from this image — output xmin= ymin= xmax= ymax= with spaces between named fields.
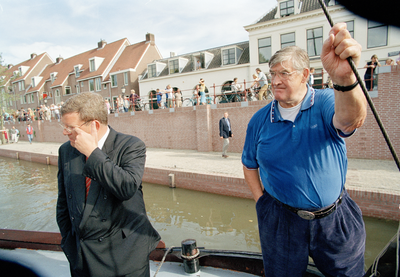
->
xmin=10 ymin=126 xmax=18 ymax=143
xmin=242 ymin=23 xmax=367 ymax=276
xmin=219 ymin=112 xmax=232 ymax=158
xmin=255 ymin=68 xmax=269 ymax=100
xmin=57 ymin=92 xmax=160 ymax=277
xmin=26 ymin=123 xmax=33 ymax=144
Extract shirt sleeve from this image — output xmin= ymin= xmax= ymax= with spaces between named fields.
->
xmin=241 ymin=107 xmax=269 ymax=169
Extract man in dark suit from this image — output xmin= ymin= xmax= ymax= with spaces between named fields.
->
xmin=219 ymin=112 xmax=233 ymax=158
xmin=57 ymin=92 xmax=160 ymax=277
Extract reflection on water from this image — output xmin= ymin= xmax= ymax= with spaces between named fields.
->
xmin=0 ymin=157 xmax=59 ymax=231
xmin=142 ymin=182 xmax=260 ymax=252
xmin=0 ymin=156 xmax=398 ymax=267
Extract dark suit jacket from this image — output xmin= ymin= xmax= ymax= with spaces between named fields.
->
xmin=219 ymin=117 xmax=232 ymax=138
xmin=57 ymin=127 xmax=160 ymax=276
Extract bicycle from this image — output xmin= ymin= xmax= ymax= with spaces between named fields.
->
xmin=133 ymin=99 xmax=151 ymax=111
xmin=215 ymin=90 xmax=241 ymax=104
xmin=248 ymin=85 xmax=273 ymax=101
xmin=182 ymin=94 xmax=213 ymax=106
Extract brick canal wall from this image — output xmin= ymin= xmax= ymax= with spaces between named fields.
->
xmin=9 ymin=67 xmax=400 ymax=161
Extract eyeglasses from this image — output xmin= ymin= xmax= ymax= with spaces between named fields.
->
xmin=269 ymin=70 xmax=298 ymax=80
xmin=59 ymin=121 xmax=90 ymax=134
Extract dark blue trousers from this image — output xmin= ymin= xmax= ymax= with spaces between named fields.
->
xmin=256 ymin=190 xmax=366 ymax=277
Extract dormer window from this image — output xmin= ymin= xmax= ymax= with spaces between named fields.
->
xmin=148 ymin=64 xmax=156 ymax=78
xmin=168 ymin=57 xmax=189 ymax=74
xmin=31 ymin=76 xmax=43 ymax=88
xmin=280 ymin=0 xmax=294 ymax=17
xmin=74 ymin=65 xmax=82 ymax=77
xmin=222 ymin=46 xmax=243 ymax=66
xmin=89 ymin=57 xmax=104 ymax=72
xmin=147 ymin=62 xmax=166 ymax=78
xmin=169 ymin=60 xmax=179 ymax=74
xmin=50 ymin=72 xmax=58 ymax=83
xmin=18 ymin=66 xmax=30 ymax=76
xmin=89 ymin=59 xmax=95 ymax=72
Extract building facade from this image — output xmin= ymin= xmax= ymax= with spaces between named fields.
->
xmin=1 ymin=34 xmax=161 ymax=114
xmin=245 ymin=0 xmax=400 ymax=87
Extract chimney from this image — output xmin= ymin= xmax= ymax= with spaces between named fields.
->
xmin=8 ymin=64 xmax=13 ymax=69
xmin=98 ymin=39 xmax=107 ymax=49
xmin=31 ymin=53 xmax=37 ymax=59
xmin=146 ymin=33 xmax=155 ymax=45
xmin=56 ymin=56 xmax=63 ymax=64
xmin=170 ymin=52 xmax=176 ymax=57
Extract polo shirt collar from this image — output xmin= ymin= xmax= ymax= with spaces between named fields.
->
xmin=270 ymin=84 xmax=315 ymax=123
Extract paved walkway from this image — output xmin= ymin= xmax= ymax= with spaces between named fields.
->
xmin=0 ymin=141 xmax=399 ymax=195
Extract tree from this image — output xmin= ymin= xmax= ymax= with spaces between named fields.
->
xmin=0 ymin=53 xmax=13 ymax=144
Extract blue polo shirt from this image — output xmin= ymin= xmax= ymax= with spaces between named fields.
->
xmin=242 ymin=86 xmax=349 ymax=209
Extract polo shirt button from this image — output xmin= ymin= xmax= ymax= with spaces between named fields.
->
xmin=98 ymin=237 xmax=103 ymax=242
xmin=68 ymin=194 xmax=72 ymax=199
xmin=101 ymin=219 xmax=106 ymax=222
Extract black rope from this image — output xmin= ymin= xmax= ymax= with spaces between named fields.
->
xmin=318 ymin=0 xmax=400 ymax=171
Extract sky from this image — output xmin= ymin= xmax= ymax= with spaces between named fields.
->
xmin=0 ymin=0 xmax=277 ymax=66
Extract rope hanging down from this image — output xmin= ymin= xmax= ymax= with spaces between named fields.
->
xmin=317 ymin=0 xmax=400 ymax=172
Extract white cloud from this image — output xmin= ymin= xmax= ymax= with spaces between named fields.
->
xmin=0 ymin=0 xmax=276 ymax=64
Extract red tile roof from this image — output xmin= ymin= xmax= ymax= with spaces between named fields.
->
xmin=27 ymin=38 xmax=129 ymax=92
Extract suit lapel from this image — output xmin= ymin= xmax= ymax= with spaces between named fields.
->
xmin=68 ymin=147 xmax=86 ymax=215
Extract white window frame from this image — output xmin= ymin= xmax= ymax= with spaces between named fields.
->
xmin=169 ymin=59 xmax=179 ymax=74
xmin=74 ymin=66 xmax=80 ymax=77
xmin=124 ymin=72 xmax=128 ymax=85
xmin=258 ymin=37 xmax=272 ymax=64
xmin=306 ymin=27 xmax=323 ymax=57
xmin=96 ymin=77 xmax=102 ymax=91
xmin=65 ymin=86 xmax=71 ymax=95
xmin=89 ymin=79 xmax=94 ymax=92
xmin=148 ymin=64 xmax=156 ymax=78
xmin=281 ymin=32 xmax=296 ymax=49
xmin=367 ymin=21 xmax=388 ymax=48
xmin=89 ymin=59 xmax=95 ymax=72
xmin=280 ymin=0 xmax=294 ymax=17
xmin=111 ymin=75 xmax=118 ymax=87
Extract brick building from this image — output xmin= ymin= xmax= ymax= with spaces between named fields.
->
xmin=1 ymin=34 xmax=161 ymax=113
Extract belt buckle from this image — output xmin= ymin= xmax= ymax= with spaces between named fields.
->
xmin=297 ymin=210 xmax=315 ymax=220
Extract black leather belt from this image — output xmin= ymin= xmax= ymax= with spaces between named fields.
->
xmin=281 ymin=190 xmax=344 ymax=220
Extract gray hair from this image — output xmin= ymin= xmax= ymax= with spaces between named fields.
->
xmin=269 ymin=46 xmax=310 ymax=72
xmin=61 ymin=92 xmax=108 ymax=125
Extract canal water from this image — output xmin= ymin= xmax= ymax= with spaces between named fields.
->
xmin=0 ymin=156 xmax=398 ymax=268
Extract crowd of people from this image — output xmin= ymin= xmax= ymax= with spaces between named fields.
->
xmin=2 ymin=103 xmax=63 ymax=123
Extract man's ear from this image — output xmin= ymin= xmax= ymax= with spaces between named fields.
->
xmin=302 ymin=68 xmax=310 ymax=83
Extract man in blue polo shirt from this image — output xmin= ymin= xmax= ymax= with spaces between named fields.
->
xmin=242 ymin=23 xmax=367 ymax=277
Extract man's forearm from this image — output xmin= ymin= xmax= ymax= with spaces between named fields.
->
xmin=243 ymin=166 xmax=264 ymax=202
xmin=333 ymin=83 xmax=367 ymax=133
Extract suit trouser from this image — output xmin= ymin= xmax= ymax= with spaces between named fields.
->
xmin=222 ymin=138 xmax=229 ymax=156
xmin=256 ymin=190 xmax=365 ymax=277
xmin=258 ymin=84 xmax=269 ymax=100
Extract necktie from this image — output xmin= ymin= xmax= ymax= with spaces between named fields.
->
xmin=85 ymin=157 xmax=91 ymax=200
xmin=85 ymin=176 xmax=91 ymax=200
